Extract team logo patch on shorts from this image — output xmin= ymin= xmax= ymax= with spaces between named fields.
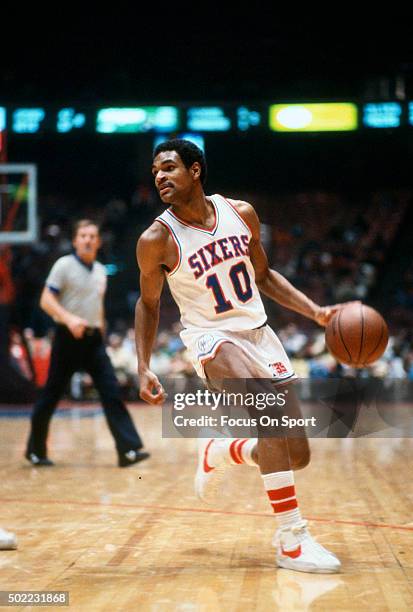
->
xmin=197 ymin=334 xmax=216 ymax=354
xmin=269 ymin=361 xmax=290 ymax=378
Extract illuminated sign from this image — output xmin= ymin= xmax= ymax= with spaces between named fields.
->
xmin=269 ymin=103 xmax=358 ymax=132
xmin=13 ymin=108 xmax=45 ymax=133
xmin=363 ymin=103 xmax=401 ymax=128
xmin=237 ymin=106 xmax=261 ymax=131
xmin=154 ymin=133 xmax=205 ymax=151
xmin=105 ymin=263 xmax=120 ymax=276
xmin=407 ymin=103 xmax=413 ymax=126
xmin=96 ymin=107 xmax=178 ymax=133
xmin=6 ymin=101 xmax=413 ymax=135
xmin=57 ymin=108 xmax=86 ymax=133
xmin=187 ymin=107 xmax=231 ymax=131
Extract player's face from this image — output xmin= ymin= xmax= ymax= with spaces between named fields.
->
xmin=73 ymin=225 xmax=101 ymax=261
xmin=152 ymin=151 xmax=199 ymax=204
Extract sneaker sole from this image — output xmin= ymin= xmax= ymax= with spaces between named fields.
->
xmin=0 ymin=537 xmax=17 ymax=550
xmin=276 ymin=556 xmax=341 ymax=574
xmin=195 ymin=463 xmax=227 ymax=503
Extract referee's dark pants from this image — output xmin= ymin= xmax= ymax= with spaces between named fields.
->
xmin=27 ymin=325 xmax=143 ymax=458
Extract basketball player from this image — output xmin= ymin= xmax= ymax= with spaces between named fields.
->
xmin=136 ymin=139 xmax=343 ymax=573
xmin=0 ymin=528 xmax=17 ymax=550
xmin=26 ymin=220 xmax=149 ymax=468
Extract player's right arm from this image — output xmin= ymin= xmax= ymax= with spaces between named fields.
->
xmin=135 ymin=223 xmax=169 ymax=405
xmin=40 ymin=287 xmax=88 ymax=339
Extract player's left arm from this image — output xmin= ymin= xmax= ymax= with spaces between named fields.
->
xmin=233 ymin=200 xmax=344 ymax=327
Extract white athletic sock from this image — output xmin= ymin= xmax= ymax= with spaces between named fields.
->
xmin=262 ymin=470 xmax=302 ymax=527
xmin=228 ymin=438 xmax=257 ymax=466
xmin=208 ymin=438 xmax=257 ymax=467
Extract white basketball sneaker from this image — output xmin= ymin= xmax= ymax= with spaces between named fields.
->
xmin=273 ymin=520 xmax=341 ymax=574
xmin=0 ymin=528 xmax=17 ymax=550
xmin=195 ymin=438 xmax=229 ymax=503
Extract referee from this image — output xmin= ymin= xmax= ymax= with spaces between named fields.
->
xmin=25 ymin=219 xmax=149 ymax=467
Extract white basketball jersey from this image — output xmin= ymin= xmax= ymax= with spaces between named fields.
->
xmin=155 ymin=194 xmax=267 ymax=331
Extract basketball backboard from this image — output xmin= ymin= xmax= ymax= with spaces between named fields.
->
xmin=0 ymin=164 xmax=37 ymax=244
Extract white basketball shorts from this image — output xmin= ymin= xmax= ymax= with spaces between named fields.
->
xmin=180 ymin=324 xmax=296 ymax=385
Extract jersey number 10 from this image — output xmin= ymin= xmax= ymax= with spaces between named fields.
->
xmin=206 ymin=261 xmax=253 ymax=314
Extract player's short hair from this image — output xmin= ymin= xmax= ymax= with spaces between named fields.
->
xmin=72 ymin=219 xmax=100 ymax=238
xmin=153 ymin=139 xmax=207 ymax=186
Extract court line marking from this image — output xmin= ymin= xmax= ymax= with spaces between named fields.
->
xmin=1 ymin=497 xmax=412 ymax=532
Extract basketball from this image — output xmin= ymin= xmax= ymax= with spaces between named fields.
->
xmin=325 ymin=303 xmax=389 ymax=367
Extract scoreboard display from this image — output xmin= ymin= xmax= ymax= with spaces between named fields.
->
xmin=0 ymin=105 xmax=262 ymax=135
xmin=0 ymin=101 xmax=411 ymax=136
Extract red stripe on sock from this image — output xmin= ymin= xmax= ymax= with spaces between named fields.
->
xmin=229 ymin=439 xmax=243 ymax=464
xmin=271 ymin=498 xmax=298 ymax=514
xmin=267 ymin=485 xmax=296 ymax=502
xmin=235 ymin=439 xmax=248 ymax=462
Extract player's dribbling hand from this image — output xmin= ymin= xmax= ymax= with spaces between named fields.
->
xmin=66 ymin=315 xmax=89 ymax=338
xmin=313 ymin=301 xmax=361 ymax=327
xmin=138 ymin=370 xmax=167 ymax=405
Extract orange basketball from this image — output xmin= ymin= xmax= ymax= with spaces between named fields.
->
xmin=325 ymin=303 xmax=389 ymax=368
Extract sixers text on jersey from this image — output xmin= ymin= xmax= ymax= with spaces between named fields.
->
xmin=155 ymin=194 xmax=267 ymax=331
xmin=188 ymin=234 xmax=250 ymax=279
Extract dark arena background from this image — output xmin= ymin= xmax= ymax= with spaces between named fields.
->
xmin=0 ymin=22 xmax=413 ymax=610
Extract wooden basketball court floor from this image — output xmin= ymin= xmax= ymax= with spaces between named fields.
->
xmin=0 ymin=403 xmax=412 ymax=611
